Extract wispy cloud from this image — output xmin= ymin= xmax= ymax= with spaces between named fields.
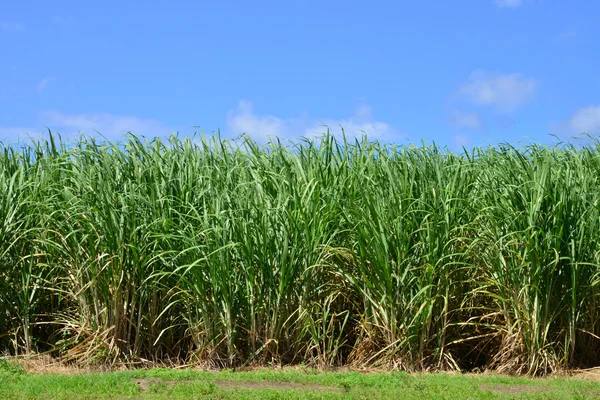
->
xmin=226 ymin=100 xmax=405 ymax=143
xmin=0 ymin=111 xmax=179 ymax=142
xmin=556 ymin=29 xmax=577 ymax=43
xmin=37 ymin=77 xmax=55 ymax=93
xmin=0 ymin=127 xmax=41 ymax=143
xmin=0 ymin=21 xmax=26 ymax=31
xmin=38 ymin=110 xmax=177 ymax=140
xmin=453 ymin=134 xmax=470 ymax=149
xmin=3 ymin=105 xmax=402 ymax=144
xmin=354 ymin=103 xmax=373 ymax=119
xmin=495 ymin=0 xmax=522 ymax=8
xmin=451 ymin=110 xmax=482 ymax=130
xmin=303 ymin=118 xmax=399 ymax=142
xmin=457 ymin=70 xmax=538 ymax=113
xmin=549 ymin=105 xmax=600 ymax=138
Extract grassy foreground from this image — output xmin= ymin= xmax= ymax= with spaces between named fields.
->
xmin=1 ymin=362 xmax=600 ymax=400
xmin=3 ymin=132 xmax=600 ymax=375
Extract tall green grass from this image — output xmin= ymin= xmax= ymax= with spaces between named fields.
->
xmin=1 ymin=132 xmax=600 ymax=375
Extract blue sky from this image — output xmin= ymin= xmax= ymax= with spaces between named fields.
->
xmin=1 ymin=0 xmax=599 ymax=149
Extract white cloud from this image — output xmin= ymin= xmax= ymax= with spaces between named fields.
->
xmin=2 ymin=104 xmax=402 ymax=145
xmin=226 ymin=101 xmax=290 ymax=142
xmin=304 ymin=119 xmax=397 ymax=141
xmin=37 ymin=77 xmax=55 ymax=93
xmin=550 ymin=105 xmax=600 ymax=137
xmin=225 ymin=100 xmax=404 ymax=143
xmin=495 ymin=0 xmax=522 ymax=8
xmin=457 ymin=70 xmax=537 ymax=113
xmin=0 ymin=21 xmax=26 ymax=31
xmin=39 ymin=110 xmax=176 ymax=139
xmin=451 ymin=110 xmax=482 ymax=130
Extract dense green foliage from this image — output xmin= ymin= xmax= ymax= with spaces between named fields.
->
xmin=2 ymin=132 xmax=600 ymax=374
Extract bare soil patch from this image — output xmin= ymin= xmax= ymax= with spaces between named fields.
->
xmin=132 ymin=378 xmax=177 ymax=392
xmin=571 ymin=368 xmax=600 ymax=382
